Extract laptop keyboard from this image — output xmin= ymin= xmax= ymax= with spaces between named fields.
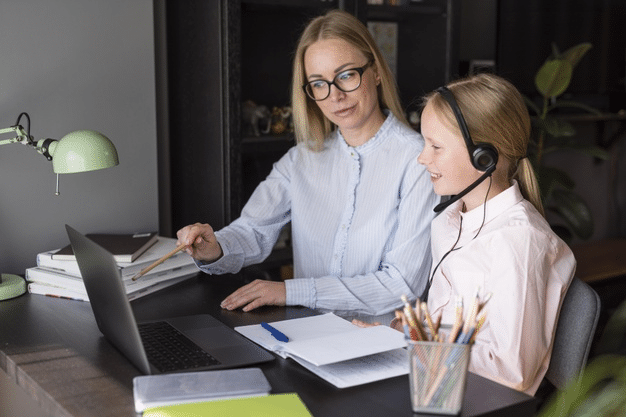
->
xmin=138 ymin=321 xmax=221 ymax=372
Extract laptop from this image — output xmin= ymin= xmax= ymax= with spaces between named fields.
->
xmin=65 ymin=224 xmax=274 ymax=375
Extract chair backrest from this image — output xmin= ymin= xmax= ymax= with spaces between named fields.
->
xmin=545 ymin=277 xmax=601 ymax=390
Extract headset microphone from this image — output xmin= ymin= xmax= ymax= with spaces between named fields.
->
xmin=431 ymin=86 xmax=499 ymax=213
xmin=433 ymin=164 xmax=495 ymax=212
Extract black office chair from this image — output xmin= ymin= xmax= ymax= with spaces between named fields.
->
xmin=544 ymin=277 xmax=601 ymax=390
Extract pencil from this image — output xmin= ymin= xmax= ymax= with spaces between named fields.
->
xmin=131 ymin=243 xmax=187 ymax=281
xmin=401 ymin=294 xmax=419 ymax=326
xmin=468 ymin=310 xmax=487 ymax=344
xmin=478 ymin=292 xmax=493 ymax=313
xmin=421 ymin=302 xmax=439 ymax=342
xmin=461 ymin=288 xmax=480 ymax=336
xmin=398 ymin=310 xmax=413 ymax=340
xmin=433 ymin=311 xmax=442 ymax=337
xmin=447 ymin=297 xmax=464 ymax=343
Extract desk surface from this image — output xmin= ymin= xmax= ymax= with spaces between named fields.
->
xmin=0 ymin=273 xmax=538 ymax=417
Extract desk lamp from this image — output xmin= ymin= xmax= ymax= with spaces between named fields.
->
xmin=0 ymin=112 xmax=119 ymax=300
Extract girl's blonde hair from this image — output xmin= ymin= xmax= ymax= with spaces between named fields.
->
xmin=291 ymin=9 xmax=407 ymax=150
xmin=424 ymin=73 xmax=545 ymax=216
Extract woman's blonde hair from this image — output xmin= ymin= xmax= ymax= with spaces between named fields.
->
xmin=424 ymin=73 xmax=544 ymax=216
xmin=291 ymin=9 xmax=407 ymax=150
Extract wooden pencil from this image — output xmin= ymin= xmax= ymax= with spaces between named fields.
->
xmin=131 ymin=244 xmax=187 ymax=281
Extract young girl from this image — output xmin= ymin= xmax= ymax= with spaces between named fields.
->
xmin=416 ymin=73 xmax=575 ymax=395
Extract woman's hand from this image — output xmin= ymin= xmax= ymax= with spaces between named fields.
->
xmin=351 ymin=317 xmax=403 ymax=333
xmin=221 ymin=279 xmax=286 ymax=312
xmin=351 ymin=319 xmax=381 ymax=328
xmin=176 ymin=223 xmax=223 ymax=262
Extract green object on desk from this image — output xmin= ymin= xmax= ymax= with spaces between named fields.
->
xmin=0 ymin=112 xmax=118 ymax=298
xmin=142 ymin=393 xmax=312 ymax=417
xmin=0 ymin=273 xmax=27 ymax=300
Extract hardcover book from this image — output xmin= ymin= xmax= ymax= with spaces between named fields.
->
xmin=52 ymin=232 xmax=158 ymax=263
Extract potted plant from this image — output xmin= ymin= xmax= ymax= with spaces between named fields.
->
xmin=524 ymin=42 xmax=610 ymax=242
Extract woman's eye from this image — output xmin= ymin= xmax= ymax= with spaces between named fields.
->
xmin=311 ymin=81 xmax=326 ymax=90
xmin=337 ymin=70 xmax=355 ymax=81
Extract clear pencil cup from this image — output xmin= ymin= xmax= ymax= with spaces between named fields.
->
xmin=407 ymin=340 xmax=471 ymax=415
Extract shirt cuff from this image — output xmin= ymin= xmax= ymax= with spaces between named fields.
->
xmin=195 ymin=234 xmax=243 ymax=274
xmin=285 ymin=278 xmax=316 ymax=308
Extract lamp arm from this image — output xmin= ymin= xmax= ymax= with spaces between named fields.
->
xmin=0 ymin=124 xmax=59 ymax=162
xmin=0 ymin=125 xmax=34 ymax=147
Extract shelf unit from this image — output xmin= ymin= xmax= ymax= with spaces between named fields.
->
xmin=233 ymin=0 xmax=458 ymax=211
xmin=157 ymin=0 xmax=459 ymax=274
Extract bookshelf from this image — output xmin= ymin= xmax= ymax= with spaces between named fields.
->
xmin=157 ymin=0 xmax=459 ymax=275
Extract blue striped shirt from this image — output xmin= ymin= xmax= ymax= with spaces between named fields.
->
xmin=200 ymin=112 xmax=439 ymax=317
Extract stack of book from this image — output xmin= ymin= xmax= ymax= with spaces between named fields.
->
xmin=26 ymin=233 xmax=199 ymax=302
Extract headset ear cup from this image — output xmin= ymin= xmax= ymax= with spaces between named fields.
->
xmin=472 ymin=144 xmax=498 ymax=171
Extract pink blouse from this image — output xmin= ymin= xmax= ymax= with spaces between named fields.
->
xmin=427 ymin=181 xmax=575 ymax=395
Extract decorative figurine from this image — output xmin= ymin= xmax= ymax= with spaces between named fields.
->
xmin=242 ymin=100 xmax=271 ymax=137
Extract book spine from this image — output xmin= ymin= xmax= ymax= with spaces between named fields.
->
xmin=27 ymin=283 xmax=89 ymax=302
xmin=26 ymin=265 xmax=198 ymax=296
xmin=36 ymin=252 xmax=83 ymax=277
xmin=25 ymin=268 xmax=86 ymax=292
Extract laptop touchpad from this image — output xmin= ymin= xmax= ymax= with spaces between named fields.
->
xmin=184 ymin=327 xmax=248 ymax=349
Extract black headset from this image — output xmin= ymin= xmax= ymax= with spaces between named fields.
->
xmin=436 ymin=86 xmax=498 ymax=171
xmin=431 ymin=87 xmax=499 ymax=213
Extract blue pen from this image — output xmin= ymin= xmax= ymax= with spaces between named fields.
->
xmin=261 ymin=322 xmax=289 ymax=342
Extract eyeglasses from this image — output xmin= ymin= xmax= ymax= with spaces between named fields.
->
xmin=302 ymin=61 xmax=373 ymax=101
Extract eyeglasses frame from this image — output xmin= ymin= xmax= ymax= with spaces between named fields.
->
xmin=302 ymin=60 xmax=374 ymax=101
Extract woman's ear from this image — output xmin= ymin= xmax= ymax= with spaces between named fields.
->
xmin=371 ymin=63 xmax=381 ymax=86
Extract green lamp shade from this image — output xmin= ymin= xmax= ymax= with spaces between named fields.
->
xmin=51 ymin=130 xmax=119 ymax=174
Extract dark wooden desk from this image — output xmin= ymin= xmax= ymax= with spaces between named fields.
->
xmin=0 ymin=274 xmax=538 ymax=416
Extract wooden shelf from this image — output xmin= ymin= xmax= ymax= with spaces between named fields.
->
xmin=242 ymin=0 xmax=337 ymax=9
xmin=241 ymin=135 xmax=295 ymax=154
xmin=366 ymin=2 xmax=446 ymax=19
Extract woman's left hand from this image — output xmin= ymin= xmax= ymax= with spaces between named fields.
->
xmin=221 ymin=279 xmax=286 ymax=312
xmin=351 ymin=319 xmax=381 ymax=328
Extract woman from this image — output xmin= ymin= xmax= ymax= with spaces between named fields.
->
xmin=177 ymin=10 xmax=438 ymax=320
xmin=417 ymin=73 xmax=575 ymax=395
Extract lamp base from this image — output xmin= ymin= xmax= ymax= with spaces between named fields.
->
xmin=0 ymin=273 xmax=27 ymax=300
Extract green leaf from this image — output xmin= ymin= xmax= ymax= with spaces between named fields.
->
xmin=595 ymin=297 xmax=626 ymax=355
xmin=549 ymin=100 xmax=603 ymax=115
xmin=523 ymin=95 xmax=541 ymax=116
xmin=575 ymin=383 xmax=626 ymax=417
xmin=550 ymin=189 xmax=594 ymax=239
xmin=560 ymin=42 xmax=593 ymax=69
xmin=537 ymin=166 xmax=576 ymax=197
xmin=539 ymin=355 xmax=626 ymax=417
xmin=536 ymin=59 xmax=573 ymax=98
xmin=543 ymin=117 xmax=576 ymax=137
xmin=550 ymin=42 xmax=561 ymax=59
xmin=543 ymin=143 xmax=610 ymax=160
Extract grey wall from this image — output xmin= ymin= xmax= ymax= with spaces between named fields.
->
xmin=0 ymin=0 xmax=159 ymax=275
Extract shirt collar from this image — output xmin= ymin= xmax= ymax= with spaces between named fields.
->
xmin=444 ymin=180 xmax=525 ymax=233
xmin=336 ymin=110 xmax=394 ymax=155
